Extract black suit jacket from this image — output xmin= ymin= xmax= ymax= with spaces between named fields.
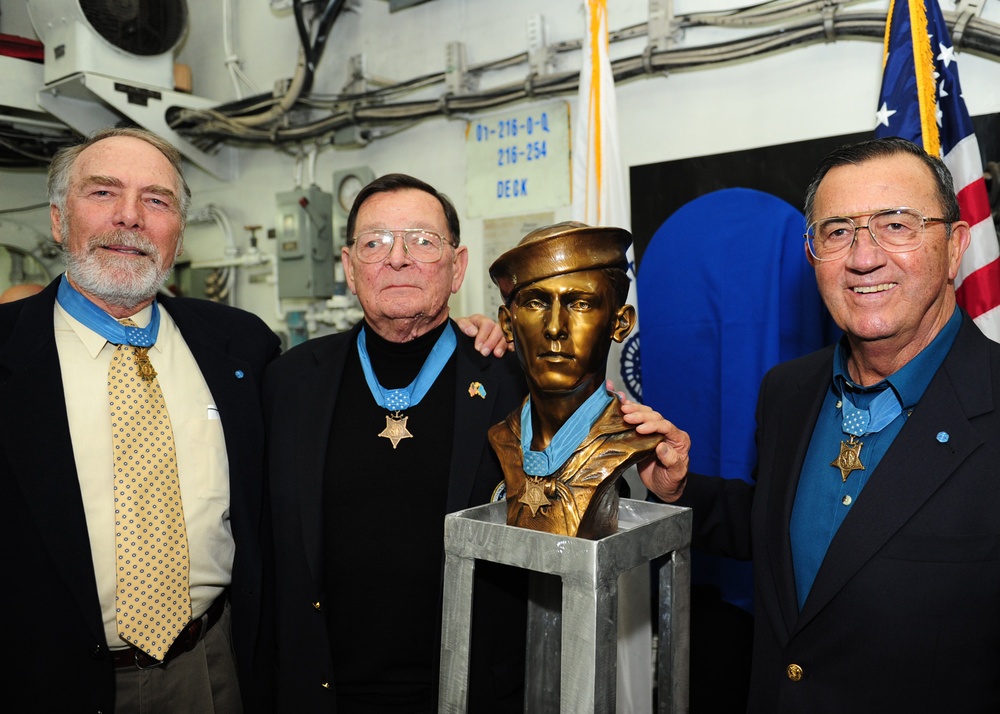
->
xmin=264 ymin=319 xmax=527 ymax=712
xmin=0 ymin=278 xmax=280 ymax=714
xmin=679 ymin=312 xmax=1000 ymax=713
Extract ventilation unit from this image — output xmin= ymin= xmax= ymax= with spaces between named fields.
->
xmin=27 ymin=0 xmax=188 ymax=88
xmin=24 ymin=0 xmax=234 ymax=181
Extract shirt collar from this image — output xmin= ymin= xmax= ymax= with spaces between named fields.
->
xmin=833 ymin=306 xmax=962 ymax=409
xmin=56 ymin=298 xmax=158 ymax=359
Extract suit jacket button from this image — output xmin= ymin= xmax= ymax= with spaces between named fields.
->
xmin=92 ymin=644 xmax=106 ymax=659
xmin=787 ymin=663 xmax=803 ymax=681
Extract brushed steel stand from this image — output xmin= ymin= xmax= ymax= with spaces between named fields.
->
xmin=439 ymin=498 xmax=691 ymax=714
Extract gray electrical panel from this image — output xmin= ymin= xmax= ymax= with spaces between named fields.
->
xmin=275 ymin=185 xmax=337 ymax=299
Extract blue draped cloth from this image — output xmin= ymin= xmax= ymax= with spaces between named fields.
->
xmin=637 ymin=187 xmax=839 ymax=611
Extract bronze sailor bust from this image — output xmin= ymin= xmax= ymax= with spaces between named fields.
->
xmin=488 ymin=221 xmax=662 ymax=539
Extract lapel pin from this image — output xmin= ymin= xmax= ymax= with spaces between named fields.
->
xmin=936 ymin=431 xmax=950 ymax=443
xmin=468 ymin=381 xmax=486 ymax=399
xmin=235 ymin=370 xmax=245 ymax=379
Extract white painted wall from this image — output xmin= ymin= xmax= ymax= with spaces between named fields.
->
xmin=3 ymin=0 xmax=1000 ymax=334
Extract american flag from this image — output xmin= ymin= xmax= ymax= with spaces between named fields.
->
xmin=875 ymin=0 xmax=1000 ymax=341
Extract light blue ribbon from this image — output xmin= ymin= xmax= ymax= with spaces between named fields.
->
xmin=56 ymin=274 xmax=159 ymax=346
xmin=521 ymin=387 xmax=613 ymax=476
xmin=840 ymin=387 xmax=902 ymax=437
xmin=357 ymin=323 xmax=457 ymax=411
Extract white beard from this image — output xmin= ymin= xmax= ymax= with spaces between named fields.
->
xmin=63 ymin=230 xmax=174 ymax=310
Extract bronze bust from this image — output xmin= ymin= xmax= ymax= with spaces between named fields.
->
xmin=488 ymin=221 xmax=661 ymax=539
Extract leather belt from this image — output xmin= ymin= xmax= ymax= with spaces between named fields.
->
xmin=110 ymin=592 xmax=227 ymax=669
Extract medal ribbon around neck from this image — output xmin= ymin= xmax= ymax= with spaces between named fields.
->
xmin=357 ymin=323 xmax=457 ymax=448
xmin=57 ymin=274 xmax=160 ymax=347
xmin=521 ymin=387 xmax=613 ymax=477
xmin=831 ymin=386 xmax=902 ymax=482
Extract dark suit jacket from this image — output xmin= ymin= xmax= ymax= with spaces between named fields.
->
xmin=0 ymin=278 xmax=280 ymax=714
xmin=264 ymin=319 xmax=527 ymax=712
xmin=679 ymin=313 xmax=1000 ymax=713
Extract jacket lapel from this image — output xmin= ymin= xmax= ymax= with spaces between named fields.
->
xmin=0 ymin=280 xmax=105 ymax=640
xmin=446 ymin=328 xmax=503 ymax=513
xmin=796 ymin=318 xmax=990 ymax=630
xmin=762 ymin=348 xmax=832 ymax=637
xmin=292 ymin=326 xmax=355 ymax=583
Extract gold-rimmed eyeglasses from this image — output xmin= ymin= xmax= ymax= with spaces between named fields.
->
xmin=805 ymin=207 xmax=953 ymax=261
xmin=351 ymin=228 xmax=453 ymax=264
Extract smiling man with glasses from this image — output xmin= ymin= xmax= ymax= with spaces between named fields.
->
xmin=263 ymin=173 xmax=528 ymax=713
xmin=802 ymin=139 xmax=969 ymax=367
xmin=637 ymin=136 xmax=1000 ymax=711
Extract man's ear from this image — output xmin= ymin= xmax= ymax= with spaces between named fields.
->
xmin=611 ymin=304 xmax=636 ymax=343
xmin=498 ymin=304 xmax=515 ymax=343
xmin=946 ymin=221 xmax=972 ymax=281
xmin=804 ymin=241 xmax=819 ymax=268
xmin=341 ymin=246 xmax=357 ymax=295
xmin=50 ymin=204 xmax=64 ymax=245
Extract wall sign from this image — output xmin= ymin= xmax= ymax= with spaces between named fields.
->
xmin=465 ymin=101 xmax=570 ymax=218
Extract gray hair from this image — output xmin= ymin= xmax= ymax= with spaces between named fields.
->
xmin=47 ymin=126 xmax=192 ymax=228
xmin=803 ymin=136 xmax=960 ymax=226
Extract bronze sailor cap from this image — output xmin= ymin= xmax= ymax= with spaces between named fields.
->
xmin=489 ymin=221 xmax=632 ymax=301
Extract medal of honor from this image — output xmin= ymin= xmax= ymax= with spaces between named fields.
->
xmin=379 ymin=412 xmax=413 ymax=449
xmin=133 ymin=346 xmax=158 ymax=382
xmin=55 ymin=279 xmax=165 ymax=383
xmin=519 ymin=476 xmax=551 ymax=517
xmin=831 ymin=380 xmax=902 ymax=483
xmin=831 ymin=434 xmax=865 ymax=482
xmin=357 ymin=324 xmax=457 ymax=450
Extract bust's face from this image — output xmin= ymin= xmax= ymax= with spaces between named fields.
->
xmin=502 ymin=269 xmax=629 ymax=396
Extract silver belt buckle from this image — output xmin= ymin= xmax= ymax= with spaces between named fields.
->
xmin=134 ymin=647 xmax=165 ymax=669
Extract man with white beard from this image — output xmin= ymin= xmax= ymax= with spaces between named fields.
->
xmin=0 ymin=127 xmax=280 ymax=714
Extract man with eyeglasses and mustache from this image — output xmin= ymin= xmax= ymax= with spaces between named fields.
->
xmin=264 ymin=173 xmax=529 ymax=713
xmin=0 ymin=127 xmax=280 ymax=713
xmin=639 ymin=136 xmax=1000 ymax=712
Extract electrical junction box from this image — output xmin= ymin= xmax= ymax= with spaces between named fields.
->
xmin=275 ymin=185 xmax=337 ymax=299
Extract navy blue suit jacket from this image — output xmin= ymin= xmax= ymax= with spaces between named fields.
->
xmin=0 ymin=278 xmax=280 ymax=713
xmin=679 ymin=313 xmax=1000 ymax=713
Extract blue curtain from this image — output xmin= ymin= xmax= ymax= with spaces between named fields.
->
xmin=637 ymin=187 xmax=839 ymax=610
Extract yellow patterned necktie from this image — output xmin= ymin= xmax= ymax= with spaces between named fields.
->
xmin=110 ymin=320 xmax=191 ymax=659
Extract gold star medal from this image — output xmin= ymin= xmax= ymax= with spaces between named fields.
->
xmin=132 ymin=346 xmax=157 ymax=382
xmin=831 ymin=435 xmax=865 ymax=482
xmin=379 ymin=412 xmax=413 ymax=449
xmin=519 ymin=476 xmax=551 ymax=517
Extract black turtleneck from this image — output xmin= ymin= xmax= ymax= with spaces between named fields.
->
xmin=323 ymin=319 xmax=456 ymax=713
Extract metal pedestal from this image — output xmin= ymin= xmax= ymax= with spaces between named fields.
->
xmin=439 ymin=498 xmax=691 ymax=714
